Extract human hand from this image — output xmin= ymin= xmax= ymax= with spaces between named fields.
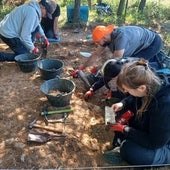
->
xmin=84 ymin=89 xmax=94 ymax=100
xmin=69 ymin=66 xmax=85 ymax=78
xmin=111 ymin=102 xmax=124 ymax=112
xmin=116 ymin=110 xmax=134 ymax=125
xmin=103 ymin=91 xmax=112 ymax=99
xmin=109 ymin=123 xmax=126 ymax=133
xmin=43 ymin=36 xmax=49 ymax=47
xmin=90 ymin=66 xmax=97 ymax=74
xmin=31 ymin=47 xmax=39 ymax=54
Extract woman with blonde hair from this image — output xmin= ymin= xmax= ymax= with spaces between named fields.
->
xmin=104 ymin=59 xmax=170 ymax=165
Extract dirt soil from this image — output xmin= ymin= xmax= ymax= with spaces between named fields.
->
xmin=0 ymin=26 xmax=169 ymax=170
xmin=0 ymin=27 xmax=123 ymax=169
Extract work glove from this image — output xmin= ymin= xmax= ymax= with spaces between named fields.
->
xmin=103 ymin=91 xmax=112 ymax=99
xmin=69 ymin=66 xmax=85 ymax=78
xmin=109 ymin=123 xmax=126 ymax=133
xmin=31 ymin=47 xmax=39 ymax=54
xmin=90 ymin=66 xmax=97 ymax=74
xmin=35 ymin=33 xmax=41 ymax=39
xmin=116 ymin=110 xmax=134 ymax=125
xmin=42 ymin=36 xmax=49 ymax=47
xmin=84 ymin=88 xmax=94 ymax=100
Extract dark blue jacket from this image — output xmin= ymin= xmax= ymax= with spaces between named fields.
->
xmin=123 ymin=84 xmax=170 ymax=149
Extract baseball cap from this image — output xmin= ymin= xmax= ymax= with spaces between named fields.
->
xmin=92 ymin=25 xmax=115 ymax=42
xmin=101 ymin=59 xmax=122 ymax=89
xmin=101 ymin=59 xmax=121 ymax=78
xmin=40 ymin=0 xmax=56 ymax=19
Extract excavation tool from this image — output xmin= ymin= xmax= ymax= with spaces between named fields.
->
xmin=41 ymin=105 xmax=72 ymax=125
xmin=77 ymin=70 xmax=91 ymax=89
xmin=44 ymin=112 xmax=69 ymax=125
xmin=40 ymin=39 xmax=47 ymax=59
xmin=29 ymin=118 xmax=63 ymax=133
xmin=41 ymin=108 xmax=73 ymax=116
xmin=27 ymin=131 xmax=66 ymax=143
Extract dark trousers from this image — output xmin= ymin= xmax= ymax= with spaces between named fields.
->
xmin=133 ymin=34 xmax=164 ymax=69
xmin=120 ymin=140 xmax=170 ymax=165
xmin=0 ymin=26 xmax=39 ymax=61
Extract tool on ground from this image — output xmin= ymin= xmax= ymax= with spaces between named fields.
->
xmin=41 ymin=108 xmax=73 ymax=116
xmin=44 ymin=112 xmax=69 ymax=126
xmin=27 ymin=131 xmax=66 ymax=143
xmin=29 ymin=118 xmax=63 ymax=133
xmin=41 ymin=42 xmax=47 ymax=59
xmin=42 ymin=105 xmax=72 ymax=124
xmin=78 ymin=70 xmax=91 ymax=89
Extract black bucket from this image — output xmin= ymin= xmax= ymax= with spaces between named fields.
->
xmin=37 ymin=58 xmax=64 ymax=80
xmin=40 ymin=77 xmax=76 ymax=107
xmin=15 ymin=53 xmax=40 ymax=73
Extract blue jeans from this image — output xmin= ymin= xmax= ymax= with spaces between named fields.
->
xmin=0 ymin=26 xmax=39 ymax=62
xmin=132 ymin=34 xmax=165 ymax=69
xmin=120 ymin=140 xmax=170 ymax=165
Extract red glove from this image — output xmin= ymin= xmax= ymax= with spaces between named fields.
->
xmin=84 ymin=89 xmax=94 ymax=99
xmin=90 ymin=66 xmax=97 ymax=74
xmin=69 ymin=66 xmax=85 ymax=78
xmin=116 ymin=110 xmax=134 ymax=125
xmin=109 ymin=123 xmax=126 ymax=133
xmin=43 ymin=37 xmax=49 ymax=47
xmin=35 ymin=33 xmax=41 ymax=39
xmin=103 ymin=91 xmax=112 ymax=99
xmin=31 ymin=47 xmax=39 ymax=54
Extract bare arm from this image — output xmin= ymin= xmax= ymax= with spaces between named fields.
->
xmin=53 ymin=17 xmax=59 ymax=35
xmin=113 ymin=49 xmax=125 ymax=58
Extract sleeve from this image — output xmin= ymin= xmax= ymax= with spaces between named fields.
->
xmin=91 ymin=77 xmax=105 ymax=92
xmin=20 ymin=9 xmax=41 ymax=50
xmin=124 ymin=95 xmax=170 ymax=149
xmin=53 ymin=4 xmax=60 ymax=17
xmin=114 ymin=32 xmax=129 ymax=51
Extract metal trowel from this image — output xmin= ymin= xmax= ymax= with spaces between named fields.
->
xmin=27 ymin=131 xmax=66 ymax=143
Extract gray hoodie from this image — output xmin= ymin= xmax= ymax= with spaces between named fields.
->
xmin=0 ymin=1 xmax=45 ymax=50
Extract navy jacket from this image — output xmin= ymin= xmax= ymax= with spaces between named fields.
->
xmin=122 ymin=84 xmax=170 ymax=149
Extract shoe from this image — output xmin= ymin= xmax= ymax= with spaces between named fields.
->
xmin=103 ymin=147 xmax=123 ymax=164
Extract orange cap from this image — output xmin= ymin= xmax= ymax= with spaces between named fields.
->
xmin=92 ymin=25 xmax=115 ymax=42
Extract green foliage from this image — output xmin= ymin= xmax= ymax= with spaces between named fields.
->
xmin=0 ymin=0 xmax=170 ymax=46
xmin=0 ymin=6 xmax=14 ymax=20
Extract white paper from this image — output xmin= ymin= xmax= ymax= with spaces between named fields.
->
xmin=105 ymin=106 xmax=116 ymax=125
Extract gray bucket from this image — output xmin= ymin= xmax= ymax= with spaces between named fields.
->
xmin=15 ymin=53 xmax=40 ymax=73
xmin=37 ymin=58 xmax=64 ymax=80
xmin=40 ymin=77 xmax=76 ymax=107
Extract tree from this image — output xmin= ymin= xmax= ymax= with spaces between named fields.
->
xmin=138 ymin=0 xmax=146 ymax=12
xmin=73 ymin=0 xmax=81 ymax=23
xmin=117 ymin=0 xmax=126 ymax=16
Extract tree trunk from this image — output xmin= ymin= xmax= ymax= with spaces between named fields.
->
xmin=117 ymin=0 xmax=126 ymax=16
xmin=138 ymin=0 xmax=146 ymax=12
xmin=97 ymin=0 xmax=102 ymax=4
xmin=73 ymin=0 xmax=81 ymax=23
xmin=87 ymin=0 xmax=91 ymax=10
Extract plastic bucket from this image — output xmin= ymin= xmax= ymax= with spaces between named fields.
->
xmin=40 ymin=77 xmax=76 ymax=107
xmin=15 ymin=53 xmax=40 ymax=73
xmin=37 ymin=58 xmax=64 ymax=80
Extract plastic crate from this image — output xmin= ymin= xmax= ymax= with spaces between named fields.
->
xmin=67 ymin=5 xmax=89 ymax=22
